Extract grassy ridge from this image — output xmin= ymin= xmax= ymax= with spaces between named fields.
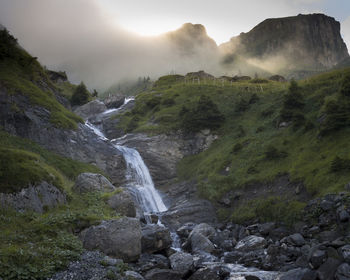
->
xmin=118 ymin=69 xmax=350 ymax=223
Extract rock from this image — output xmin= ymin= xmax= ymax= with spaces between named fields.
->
xmin=144 ymin=268 xmax=183 ymax=280
xmin=74 ymin=100 xmax=107 ymax=120
xmin=190 ymin=231 xmax=216 ymax=254
xmin=169 ymin=251 xmax=193 ymax=276
xmin=0 ymin=181 xmax=66 ymax=213
xmin=286 ymin=233 xmax=306 ymax=247
xmin=339 ymin=245 xmax=350 ymax=263
xmin=335 ymin=263 xmax=350 ymax=280
xmin=192 ymin=253 xmax=219 ymax=268
xmin=101 ymin=256 xmax=123 ymax=267
xmin=279 ymin=268 xmax=317 ymax=280
xmin=104 ymin=94 xmax=125 ymax=109
xmin=235 ymin=235 xmax=267 ymax=252
xmin=80 ymin=218 xmax=141 ymax=262
xmin=107 ymin=190 xmax=136 ymax=217
xmin=258 ymin=222 xmax=276 ymax=236
xmin=338 ymin=209 xmax=350 ymax=222
xmin=188 ymin=265 xmax=230 ymax=280
xmin=125 ymin=271 xmax=145 ymax=280
xmin=141 ymin=224 xmax=172 ymax=254
xmin=161 ymin=200 xmax=217 ymax=231
xmin=176 ymin=223 xmax=196 ymax=239
xmin=308 ymin=249 xmax=327 ymax=269
xmin=73 ymin=173 xmax=115 ymax=193
xmin=190 ymin=223 xmax=216 ymax=239
xmin=320 ymin=199 xmax=334 ymax=211
xmin=135 ymin=254 xmax=169 ymax=274
xmin=269 ymin=75 xmax=287 ymax=82
xmin=317 ymin=257 xmax=342 ymax=280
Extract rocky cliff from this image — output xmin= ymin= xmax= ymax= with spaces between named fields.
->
xmin=220 ymin=13 xmax=349 ymax=74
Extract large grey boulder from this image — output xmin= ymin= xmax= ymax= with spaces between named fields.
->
xmin=0 ymin=181 xmax=66 ymax=213
xmin=141 ymin=224 xmax=172 ymax=254
xmin=73 ymin=173 xmax=115 ymax=193
xmin=104 ymin=94 xmax=125 ymax=109
xmin=340 ymin=245 xmax=350 ymax=263
xmin=190 ymin=232 xmax=215 ymax=254
xmin=169 ymin=251 xmax=193 ymax=276
xmin=234 ymin=235 xmax=267 ymax=252
xmin=74 ymin=100 xmax=107 ymax=120
xmin=124 ymin=271 xmax=145 ymax=280
xmin=107 ymin=190 xmax=136 ymax=217
xmin=335 ymin=263 xmax=350 ymax=280
xmin=190 ymin=223 xmax=216 ymax=239
xmin=80 ymin=218 xmax=141 ymax=262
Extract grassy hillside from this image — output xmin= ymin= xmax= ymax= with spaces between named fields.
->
xmin=0 ymin=29 xmax=83 ymax=129
xmin=118 ymin=69 xmax=350 ymax=224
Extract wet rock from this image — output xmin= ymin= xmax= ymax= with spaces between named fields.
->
xmin=235 ymin=235 xmax=267 ymax=252
xmin=190 ymin=223 xmax=216 ymax=240
xmin=335 ymin=263 xmax=350 ymax=280
xmin=339 ymin=245 xmax=350 ymax=263
xmin=144 ymin=268 xmax=183 ymax=280
xmin=169 ymin=251 xmax=193 ymax=276
xmin=107 ymin=190 xmax=136 ymax=217
xmin=317 ymin=257 xmax=342 ymax=280
xmin=279 ymin=267 xmax=316 ymax=280
xmin=135 ymin=254 xmax=169 ymax=274
xmin=284 ymin=233 xmax=306 ymax=247
xmin=104 ymin=94 xmax=125 ymax=109
xmin=73 ymin=173 xmax=115 ymax=193
xmin=193 ymin=253 xmax=219 ymax=268
xmin=308 ymin=249 xmax=327 ymax=269
xmin=188 ymin=267 xmax=222 ymax=280
xmin=80 ymin=218 xmax=141 ymax=262
xmin=74 ymin=100 xmax=107 ymax=120
xmin=176 ymin=222 xmax=196 ymax=239
xmin=0 ymin=181 xmax=66 ymax=213
xmin=338 ymin=209 xmax=350 ymax=222
xmin=125 ymin=271 xmax=145 ymax=280
xmin=141 ymin=224 xmax=172 ymax=254
xmin=190 ymin=231 xmax=216 ymax=254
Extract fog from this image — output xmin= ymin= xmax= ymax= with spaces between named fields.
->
xmin=0 ymin=0 xmax=223 ymax=90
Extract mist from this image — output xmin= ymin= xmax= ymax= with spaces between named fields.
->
xmin=0 ymin=0 xmax=223 ymax=91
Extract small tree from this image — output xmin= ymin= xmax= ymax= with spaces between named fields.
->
xmin=71 ymin=82 xmax=91 ymax=106
xmin=92 ymin=89 xmax=98 ymax=97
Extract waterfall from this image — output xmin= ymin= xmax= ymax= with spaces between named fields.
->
xmin=84 ymin=97 xmax=167 ymax=223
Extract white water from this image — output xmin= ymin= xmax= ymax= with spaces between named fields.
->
xmin=84 ymin=97 xmax=167 ymax=222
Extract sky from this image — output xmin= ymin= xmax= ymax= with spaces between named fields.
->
xmin=0 ymin=0 xmax=349 ymax=90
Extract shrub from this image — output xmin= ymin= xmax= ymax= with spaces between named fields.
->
xmin=162 ymin=97 xmax=175 ymax=107
xmin=71 ymin=82 xmax=91 ymax=106
xmin=339 ymin=74 xmax=350 ymax=97
xmin=146 ymin=96 xmax=161 ymax=108
xmin=264 ymin=145 xmax=288 ymax=160
xmin=180 ymin=95 xmax=225 ymax=132
xmin=330 ymin=156 xmax=350 ymax=172
xmin=235 ymin=98 xmax=249 ymax=112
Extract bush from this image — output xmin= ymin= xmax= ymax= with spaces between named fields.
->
xmin=180 ymin=95 xmax=225 ymax=132
xmin=162 ymin=97 xmax=175 ymax=107
xmin=71 ymin=82 xmax=91 ymax=106
xmin=235 ymin=98 xmax=249 ymax=112
xmin=264 ymin=145 xmax=288 ymax=160
xmin=330 ymin=156 xmax=350 ymax=172
xmin=280 ymin=79 xmax=305 ymax=124
xmin=146 ymin=96 xmax=161 ymax=109
xmin=339 ymin=74 xmax=350 ymax=97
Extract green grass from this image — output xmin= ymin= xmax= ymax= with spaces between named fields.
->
xmin=0 ymin=192 xmax=120 ymax=280
xmin=117 ymin=68 xmax=350 ymax=223
xmin=0 ymin=130 xmax=103 ymax=193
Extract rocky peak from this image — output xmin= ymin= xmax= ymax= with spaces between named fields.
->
xmin=221 ymin=13 xmax=349 ymax=71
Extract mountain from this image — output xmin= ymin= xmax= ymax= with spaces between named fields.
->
xmin=220 ymin=13 xmax=349 ymax=76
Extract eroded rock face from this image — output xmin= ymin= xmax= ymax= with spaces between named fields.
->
xmin=73 ymin=173 xmax=115 ymax=193
xmin=80 ymin=218 xmax=141 ymax=262
xmin=107 ymin=190 xmax=137 ymax=217
xmin=235 ymin=235 xmax=267 ymax=252
xmin=104 ymin=94 xmax=125 ymax=109
xmin=0 ymin=181 xmax=66 ymax=213
xmin=73 ymin=100 xmax=107 ymax=120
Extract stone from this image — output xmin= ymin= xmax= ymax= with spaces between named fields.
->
xmin=190 ymin=231 xmax=215 ymax=254
xmin=286 ymin=233 xmax=306 ymax=247
xmin=0 ymin=181 xmax=66 ymax=213
xmin=107 ymin=190 xmax=136 ymax=217
xmin=73 ymin=173 xmax=115 ymax=193
xmin=73 ymin=100 xmax=107 ymax=120
xmin=141 ymin=224 xmax=172 ymax=254
xmin=258 ymin=222 xmax=275 ymax=236
xmin=144 ymin=268 xmax=183 ymax=280
xmin=176 ymin=223 xmax=196 ymax=239
xmin=101 ymin=256 xmax=123 ymax=267
xmin=320 ymin=200 xmax=334 ymax=211
xmin=279 ymin=268 xmax=317 ymax=280
xmin=104 ymin=94 xmax=125 ymax=109
xmin=339 ymin=245 xmax=350 ymax=263
xmin=189 ymin=223 xmax=216 ymax=240
xmin=136 ymin=254 xmax=169 ymax=274
xmin=317 ymin=258 xmax=342 ymax=280
xmin=188 ymin=265 xmax=230 ymax=280
xmin=235 ymin=235 xmax=267 ymax=252
xmin=338 ymin=210 xmax=350 ymax=222
xmin=335 ymin=263 xmax=350 ymax=280
xmin=80 ymin=218 xmax=141 ymax=262
xmin=169 ymin=251 xmax=193 ymax=276
xmin=308 ymin=249 xmax=327 ymax=269
xmin=124 ymin=271 xmax=145 ymax=280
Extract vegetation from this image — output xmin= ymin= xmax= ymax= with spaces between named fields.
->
xmin=116 ymin=68 xmax=350 ymax=224
xmin=71 ymin=82 xmax=92 ymax=106
xmin=0 ymin=29 xmax=83 ymax=129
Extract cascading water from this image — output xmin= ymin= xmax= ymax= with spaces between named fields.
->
xmin=84 ymin=97 xmax=167 ymax=223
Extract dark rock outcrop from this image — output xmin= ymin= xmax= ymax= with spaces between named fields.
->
xmin=73 ymin=100 xmax=107 ymax=120
xmin=141 ymin=224 xmax=172 ymax=254
xmin=73 ymin=173 xmax=115 ymax=193
xmin=107 ymin=190 xmax=137 ymax=217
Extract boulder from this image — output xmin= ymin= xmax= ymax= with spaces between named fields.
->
xmin=284 ymin=233 xmax=306 ymax=247
xmin=80 ymin=218 xmax=141 ymax=262
xmin=176 ymin=223 xmax=196 ymax=239
xmin=124 ymin=271 xmax=145 ymax=280
xmin=141 ymin=224 xmax=172 ymax=254
xmin=169 ymin=251 xmax=193 ymax=276
xmin=308 ymin=249 xmax=327 ymax=269
xmin=136 ymin=254 xmax=169 ymax=274
xmin=107 ymin=190 xmax=136 ymax=217
xmin=190 ymin=232 xmax=215 ymax=254
xmin=235 ymin=235 xmax=267 ymax=252
xmin=188 ymin=265 xmax=230 ymax=280
xmin=74 ymin=100 xmax=107 ymax=120
xmin=339 ymin=245 xmax=350 ymax=263
xmin=73 ymin=173 xmax=115 ymax=193
xmin=189 ymin=223 xmax=216 ymax=239
xmin=0 ymin=181 xmax=66 ymax=213
xmin=335 ymin=263 xmax=350 ymax=280
xmin=279 ymin=268 xmax=316 ymax=280
xmin=104 ymin=94 xmax=125 ymax=109
xmin=317 ymin=258 xmax=342 ymax=280
xmin=338 ymin=209 xmax=350 ymax=222
xmin=144 ymin=268 xmax=183 ymax=280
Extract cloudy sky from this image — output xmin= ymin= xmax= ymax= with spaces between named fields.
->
xmin=0 ymin=0 xmax=349 ymax=89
